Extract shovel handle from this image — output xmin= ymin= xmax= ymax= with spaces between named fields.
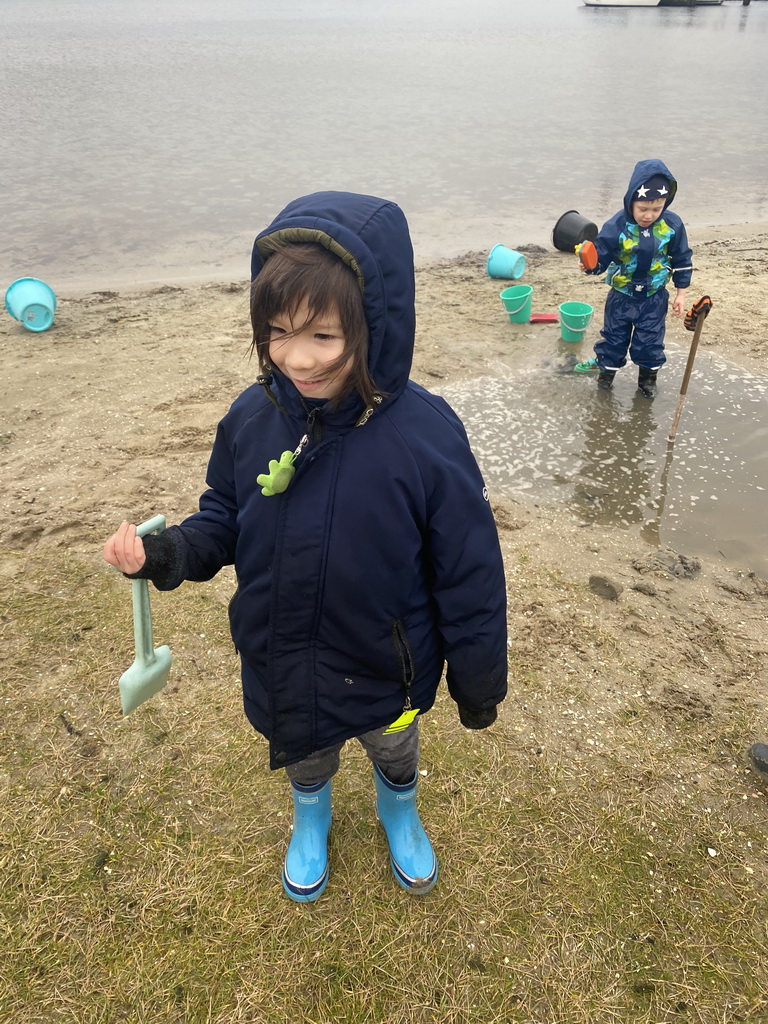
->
xmin=137 ymin=514 xmax=167 ymax=539
xmin=131 ymin=515 xmax=167 ymax=664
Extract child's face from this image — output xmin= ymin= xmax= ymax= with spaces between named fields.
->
xmin=268 ymin=299 xmax=353 ymax=401
xmin=632 ymin=198 xmax=666 ymax=228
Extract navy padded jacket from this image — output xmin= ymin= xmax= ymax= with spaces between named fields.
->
xmin=145 ymin=191 xmax=508 ymax=769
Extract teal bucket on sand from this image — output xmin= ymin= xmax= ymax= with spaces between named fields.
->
xmin=487 ymin=244 xmax=526 ymax=280
xmin=500 ymin=285 xmax=533 ymax=324
xmin=4 ymin=277 xmax=57 ymax=332
xmin=559 ymin=300 xmax=593 ymax=342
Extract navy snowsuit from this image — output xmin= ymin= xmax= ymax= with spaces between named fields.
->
xmin=139 ymin=192 xmax=508 ymax=770
xmin=587 ymin=159 xmax=693 ymax=371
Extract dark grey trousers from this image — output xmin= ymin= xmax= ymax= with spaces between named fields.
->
xmin=285 ymin=720 xmax=420 ymax=787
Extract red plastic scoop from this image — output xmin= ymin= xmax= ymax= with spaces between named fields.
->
xmin=529 ymin=313 xmax=559 ymax=323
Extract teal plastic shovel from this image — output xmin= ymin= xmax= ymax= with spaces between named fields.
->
xmin=118 ymin=514 xmax=173 ymax=716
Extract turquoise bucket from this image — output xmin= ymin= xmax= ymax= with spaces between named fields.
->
xmin=487 ymin=244 xmax=526 ymax=280
xmin=4 ymin=277 xmax=57 ymax=332
xmin=500 ymin=285 xmax=533 ymax=324
xmin=559 ymin=300 xmax=593 ymax=342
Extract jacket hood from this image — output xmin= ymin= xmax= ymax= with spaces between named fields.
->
xmin=251 ymin=191 xmax=415 ymax=412
xmin=624 ymin=159 xmax=677 ymax=221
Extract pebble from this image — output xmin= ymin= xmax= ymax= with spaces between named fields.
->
xmin=589 ymin=575 xmax=624 ymax=602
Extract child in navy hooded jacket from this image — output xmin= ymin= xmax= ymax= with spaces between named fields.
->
xmin=104 ymin=191 xmax=508 ymax=902
xmin=583 ymin=158 xmax=693 ymax=396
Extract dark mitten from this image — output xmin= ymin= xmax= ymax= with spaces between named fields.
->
xmin=458 ymin=704 xmax=498 ymax=730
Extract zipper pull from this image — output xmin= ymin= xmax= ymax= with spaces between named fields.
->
xmin=293 ymin=433 xmax=310 ymax=458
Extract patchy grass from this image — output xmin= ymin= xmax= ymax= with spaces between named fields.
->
xmin=2 ymin=549 xmax=768 ymax=1024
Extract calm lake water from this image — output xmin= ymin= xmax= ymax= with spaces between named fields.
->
xmin=1 ymin=0 xmax=767 ymax=288
xmin=2 ymin=0 xmax=766 ymax=573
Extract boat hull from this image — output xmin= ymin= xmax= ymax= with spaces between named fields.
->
xmin=583 ymin=0 xmax=724 ymax=9
xmin=583 ymin=0 xmax=661 ymax=6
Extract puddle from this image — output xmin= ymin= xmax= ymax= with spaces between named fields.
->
xmin=437 ymin=340 xmax=768 ymax=578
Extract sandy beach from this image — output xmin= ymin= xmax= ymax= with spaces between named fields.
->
xmin=2 ymin=219 xmax=768 ymax=777
xmin=3 ymin=219 xmax=768 ymax=1021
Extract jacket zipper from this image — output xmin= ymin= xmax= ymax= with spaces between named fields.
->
xmin=392 ymin=620 xmax=415 ymax=709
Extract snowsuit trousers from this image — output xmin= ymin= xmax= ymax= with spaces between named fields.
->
xmin=285 ymin=719 xmax=420 ymax=788
xmin=595 ymin=287 xmax=669 ymax=372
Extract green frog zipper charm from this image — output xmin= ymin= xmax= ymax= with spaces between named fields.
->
xmin=257 ymin=433 xmax=309 ymax=496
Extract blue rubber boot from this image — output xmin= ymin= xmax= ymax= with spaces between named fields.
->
xmin=282 ymin=779 xmax=331 ymax=902
xmin=373 ymin=763 xmax=438 ymax=894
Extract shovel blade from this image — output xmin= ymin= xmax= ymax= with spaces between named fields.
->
xmin=119 ymin=645 xmax=173 ymax=716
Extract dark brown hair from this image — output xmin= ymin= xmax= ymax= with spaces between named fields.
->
xmin=250 ymin=241 xmax=378 ymax=408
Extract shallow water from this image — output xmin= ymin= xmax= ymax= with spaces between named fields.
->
xmin=438 ymin=344 xmax=768 ymax=577
xmin=1 ymin=0 xmax=767 ymax=287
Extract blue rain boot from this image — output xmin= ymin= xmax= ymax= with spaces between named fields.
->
xmin=282 ymin=779 xmax=331 ymax=902
xmin=373 ymin=763 xmax=438 ymax=894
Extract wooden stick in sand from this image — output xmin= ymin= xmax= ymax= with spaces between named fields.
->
xmin=668 ymin=296 xmax=713 ymax=444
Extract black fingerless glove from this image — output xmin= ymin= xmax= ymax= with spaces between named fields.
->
xmin=125 ymin=531 xmax=178 ymax=587
xmin=458 ymin=704 xmax=498 ymax=730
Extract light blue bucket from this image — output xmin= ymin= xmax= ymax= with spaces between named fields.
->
xmin=4 ymin=277 xmax=57 ymax=332
xmin=487 ymin=244 xmax=526 ymax=280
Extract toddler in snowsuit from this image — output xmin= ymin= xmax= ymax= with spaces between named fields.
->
xmin=583 ymin=158 xmax=693 ymax=397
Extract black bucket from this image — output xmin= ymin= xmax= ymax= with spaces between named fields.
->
xmin=552 ymin=210 xmax=598 ymax=252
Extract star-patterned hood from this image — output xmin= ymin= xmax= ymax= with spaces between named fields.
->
xmin=624 ymin=158 xmax=678 ymax=221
